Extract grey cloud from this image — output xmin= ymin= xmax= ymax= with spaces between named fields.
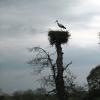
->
xmin=0 ymin=0 xmax=100 ymax=93
xmin=0 ymin=0 xmax=81 ymax=37
xmin=0 ymin=67 xmax=40 ymax=93
xmin=0 ymin=22 xmax=37 ymax=38
xmin=1 ymin=0 xmax=95 ymax=40
xmin=63 ymin=47 xmax=100 ymax=66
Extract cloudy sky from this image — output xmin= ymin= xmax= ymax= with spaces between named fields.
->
xmin=0 ymin=0 xmax=100 ymax=93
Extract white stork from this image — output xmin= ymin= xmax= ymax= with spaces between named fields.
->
xmin=56 ymin=20 xmax=66 ymax=29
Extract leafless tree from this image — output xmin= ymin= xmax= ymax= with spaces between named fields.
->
xmin=28 ymin=30 xmax=73 ymax=100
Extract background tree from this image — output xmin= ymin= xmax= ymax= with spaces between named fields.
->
xmin=87 ymin=65 xmax=100 ymax=99
xmin=87 ymin=65 xmax=100 ymax=91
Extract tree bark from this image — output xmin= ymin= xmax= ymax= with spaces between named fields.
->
xmin=55 ymin=44 xmax=68 ymax=100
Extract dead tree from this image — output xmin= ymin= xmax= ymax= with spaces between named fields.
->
xmin=28 ymin=30 xmax=71 ymax=100
xmin=48 ymin=30 xmax=70 ymax=100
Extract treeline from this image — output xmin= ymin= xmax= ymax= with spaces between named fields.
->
xmin=0 ymin=88 xmax=87 ymax=100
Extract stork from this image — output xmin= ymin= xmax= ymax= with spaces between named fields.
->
xmin=56 ymin=20 xmax=66 ymax=29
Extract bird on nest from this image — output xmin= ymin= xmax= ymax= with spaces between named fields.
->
xmin=55 ymin=20 xmax=66 ymax=30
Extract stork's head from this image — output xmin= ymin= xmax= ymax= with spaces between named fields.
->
xmin=55 ymin=20 xmax=58 ymax=23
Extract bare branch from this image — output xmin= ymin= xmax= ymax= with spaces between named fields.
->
xmin=48 ymin=89 xmax=56 ymax=94
xmin=64 ymin=61 xmax=72 ymax=70
xmin=49 ymin=51 xmax=56 ymax=56
xmin=40 ymin=75 xmax=55 ymax=89
xmin=28 ymin=47 xmax=58 ymax=81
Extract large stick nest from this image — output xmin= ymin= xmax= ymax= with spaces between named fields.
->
xmin=48 ymin=30 xmax=70 ymax=45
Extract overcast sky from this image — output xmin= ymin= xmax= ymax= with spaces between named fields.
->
xmin=0 ymin=0 xmax=100 ymax=93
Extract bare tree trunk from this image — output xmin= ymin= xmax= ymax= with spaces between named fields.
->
xmin=55 ymin=44 xmax=68 ymax=100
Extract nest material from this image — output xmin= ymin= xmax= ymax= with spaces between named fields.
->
xmin=48 ymin=30 xmax=70 ymax=45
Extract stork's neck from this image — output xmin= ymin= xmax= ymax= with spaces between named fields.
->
xmin=56 ymin=21 xmax=59 ymax=25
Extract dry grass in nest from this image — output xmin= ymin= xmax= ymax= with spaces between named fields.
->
xmin=48 ymin=30 xmax=70 ymax=45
